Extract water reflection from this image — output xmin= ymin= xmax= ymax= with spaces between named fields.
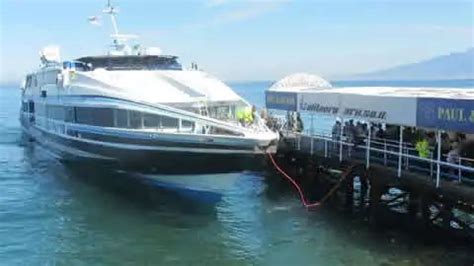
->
xmin=217 ymin=172 xmax=267 ymax=262
xmin=22 ymin=142 xmax=219 ymax=225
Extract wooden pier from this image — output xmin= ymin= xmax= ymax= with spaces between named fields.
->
xmin=271 ymin=132 xmax=474 ymax=240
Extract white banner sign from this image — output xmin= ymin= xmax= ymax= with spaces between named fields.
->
xmin=299 ymin=92 xmax=417 ymax=126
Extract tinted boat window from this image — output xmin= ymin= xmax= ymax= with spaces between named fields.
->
xmin=28 ymin=101 xmax=35 ymax=113
xmin=76 ymin=107 xmax=114 ymax=127
xmin=75 ymin=107 xmax=95 ymax=125
xmin=63 ymin=61 xmax=90 ymax=71
xmin=161 ymin=116 xmax=178 ymax=128
xmin=48 ymin=105 xmax=64 ymax=121
xmin=25 ymin=76 xmax=32 ymax=88
xmin=75 ymin=55 xmax=182 ymax=71
xmin=115 ymin=109 xmax=128 ymax=128
xmin=143 ymin=113 xmax=160 ymax=128
xmin=65 ymin=107 xmax=75 ymax=122
xmin=181 ymin=120 xmax=195 ymax=129
xmin=94 ymin=108 xmax=114 ymax=127
xmin=129 ymin=110 xmax=142 ymax=129
xmin=38 ymin=104 xmax=193 ymax=132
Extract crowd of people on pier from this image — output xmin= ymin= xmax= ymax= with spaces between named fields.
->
xmin=330 ymin=119 xmax=474 ymax=179
xmin=331 ymin=119 xmax=387 ymax=146
xmin=261 ymin=110 xmax=304 ymax=133
xmin=331 ymin=119 xmax=472 ymax=156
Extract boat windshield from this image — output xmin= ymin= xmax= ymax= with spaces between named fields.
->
xmin=173 ymin=102 xmax=248 ymax=124
xmin=74 ymin=55 xmax=182 ymax=71
xmin=201 ymin=102 xmax=258 ymax=127
xmin=63 ymin=61 xmax=92 ymax=71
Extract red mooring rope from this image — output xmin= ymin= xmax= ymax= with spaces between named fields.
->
xmin=267 ymin=153 xmax=322 ymax=208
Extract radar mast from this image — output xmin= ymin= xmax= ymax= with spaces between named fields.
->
xmin=102 ymin=0 xmax=138 ymax=55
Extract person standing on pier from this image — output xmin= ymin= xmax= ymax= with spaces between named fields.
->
xmin=415 ymin=137 xmax=430 ymax=159
xmin=447 ymin=142 xmax=461 ymax=180
xmin=296 ymin=113 xmax=304 ymax=133
xmin=332 ymin=120 xmax=342 ymax=150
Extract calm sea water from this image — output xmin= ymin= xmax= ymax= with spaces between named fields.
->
xmin=1 ymin=80 xmax=473 ymax=265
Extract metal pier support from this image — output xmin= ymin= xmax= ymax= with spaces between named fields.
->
xmin=324 ymin=139 xmax=328 ymax=158
xmin=397 ymin=126 xmax=404 ymax=177
xmin=310 ymin=115 xmax=314 ymax=155
xmin=436 ymin=130 xmax=441 ymax=188
xmin=458 ymin=158 xmax=462 ymax=183
xmin=339 ymin=118 xmax=344 ymax=162
xmin=366 ymin=124 xmax=371 ymax=169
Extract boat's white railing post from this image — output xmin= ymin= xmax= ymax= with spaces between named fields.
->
xmin=436 ymin=130 xmax=441 ymax=188
xmin=310 ymin=136 xmax=314 ymax=155
xmin=384 ymin=140 xmax=387 ymax=166
xmin=366 ymin=123 xmax=371 ymax=169
xmin=397 ymin=126 xmax=404 ymax=178
xmin=339 ymin=118 xmax=344 ymax=162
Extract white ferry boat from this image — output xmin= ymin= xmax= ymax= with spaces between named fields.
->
xmin=19 ymin=1 xmax=278 ymax=197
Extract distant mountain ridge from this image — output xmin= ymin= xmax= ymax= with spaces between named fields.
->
xmin=352 ymin=48 xmax=474 ymax=80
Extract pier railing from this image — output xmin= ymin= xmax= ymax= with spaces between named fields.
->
xmin=285 ymin=131 xmax=474 ymax=188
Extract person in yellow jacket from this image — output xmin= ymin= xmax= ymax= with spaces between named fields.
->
xmin=237 ymin=106 xmax=255 ymax=126
xmin=415 ymin=139 xmax=430 ymax=158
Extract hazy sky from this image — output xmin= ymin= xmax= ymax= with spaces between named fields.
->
xmin=0 ymin=0 xmax=472 ymax=83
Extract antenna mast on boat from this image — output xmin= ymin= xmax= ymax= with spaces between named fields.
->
xmin=104 ymin=0 xmax=119 ymax=36
xmin=102 ymin=0 xmax=138 ymax=55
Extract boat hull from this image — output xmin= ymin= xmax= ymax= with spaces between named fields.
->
xmin=22 ymin=123 xmax=269 ymax=174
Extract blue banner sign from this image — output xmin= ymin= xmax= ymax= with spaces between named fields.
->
xmin=417 ymin=98 xmax=474 ymax=133
xmin=265 ymin=91 xmax=297 ymax=111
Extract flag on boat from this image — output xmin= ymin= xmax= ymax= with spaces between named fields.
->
xmin=88 ymin=16 xmax=101 ymax=26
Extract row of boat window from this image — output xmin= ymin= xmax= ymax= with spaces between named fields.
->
xmin=22 ymin=101 xmax=244 ymax=136
xmin=24 ymin=102 xmax=193 ymax=130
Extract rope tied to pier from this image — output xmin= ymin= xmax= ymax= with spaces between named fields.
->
xmin=267 ymin=153 xmax=347 ymax=209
